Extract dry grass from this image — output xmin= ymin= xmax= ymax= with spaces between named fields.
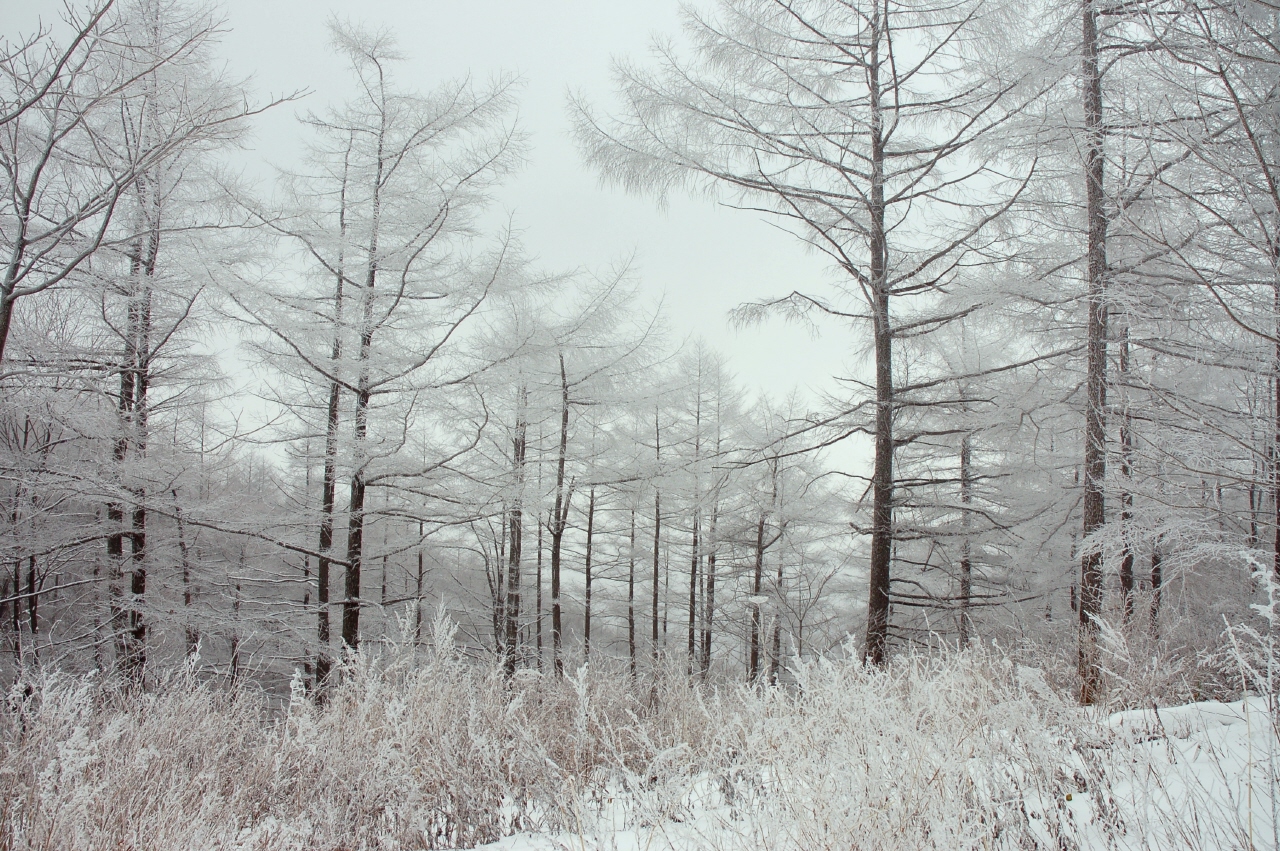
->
xmin=0 ymin=631 xmax=1270 ymax=850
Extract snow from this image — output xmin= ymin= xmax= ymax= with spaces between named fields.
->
xmin=470 ymin=697 xmax=1280 ymax=851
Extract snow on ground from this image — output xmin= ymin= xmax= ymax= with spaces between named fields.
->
xmin=470 ymin=698 xmax=1280 ymax=851
xmin=1098 ymin=696 xmax=1280 ymax=850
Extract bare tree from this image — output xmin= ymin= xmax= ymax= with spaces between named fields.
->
xmin=575 ymin=0 xmax=1038 ymax=664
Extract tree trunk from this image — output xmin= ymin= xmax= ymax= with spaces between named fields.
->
xmin=651 ymin=407 xmax=663 ymax=665
xmin=770 ymin=552 xmax=783 ymax=686
xmin=687 ymin=508 xmax=699 ymax=674
xmin=536 ymin=506 xmax=544 ymax=670
xmin=863 ymin=10 xmax=894 ymax=666
xmin=1272 ymin=260 xmax=1280 ymax=582
xmin=958 ymin=433 xmax=973 ymax=647
xmin=550 ymin=353 xmax=571 ymax=676
xmin=342 ymin=117 xmax=386 ymax=655
xmin=315 ymin=139 xmax=352 ymax=691
xmin=749 ymin=511 xmax=764 ymax=682
xmin=628 ymin=507 xmax=636 ymax=676
xmin=1079 ymin=0 xmax=1109 ymax=706
xmin=174 ymin=493 xmax=198 ymax=659
xmin=1149 ymin=538 xmax=1163 ymax=637
xmin=700 ymin=504 xmax=716 ymax=677
xmin=1119 ymin=323 xmax=1135 ymax=622
xmin=414 ymin=519 xmax=425 ymax=646
xmin=583 ymin=486 xmax=596 ymax=661
xmin=504 ymin=392 xmax=527 ymax=676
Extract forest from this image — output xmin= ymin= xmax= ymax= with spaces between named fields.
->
xmin=2 ymin=0 xmax=1280 ymax=848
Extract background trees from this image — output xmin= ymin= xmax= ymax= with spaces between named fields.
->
xmin=5 ymin=0 xmax=1280 ymax=706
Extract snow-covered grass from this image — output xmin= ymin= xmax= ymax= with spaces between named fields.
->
xmin=0 ymin=640 xmax=1275 ymax=849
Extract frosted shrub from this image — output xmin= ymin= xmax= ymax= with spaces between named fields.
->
xmin=3 ymin=643 xmax=1267 ymax=850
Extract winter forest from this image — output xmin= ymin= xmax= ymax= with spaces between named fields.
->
xmin=4 ymin=0 xmax=1280 ymax=847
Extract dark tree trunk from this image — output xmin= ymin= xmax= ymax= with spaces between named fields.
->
xmin=628 ymin=507 xmax=636 ymax=676
xmin=414 ymin=519 xmax=425 ymax=645
xmin=1272 ymin=269 xmax=1280 ymax=582
xmin=700 ymin=505 xmax=716 ymax=677
xmin=1119 ymin=324 xmax=1135 ymax=622
xmin=315 ymin=141 xmax=353 ymax=692
xmin=687 ymin=508 xmax=699 ymax=674
xmin=550 ymin=354 xmax=572 ymax=676
xmin=1149 ymin=537 xmax=1163 ymax=637
xmin=342 ymin=122 xmax=385 ymax=656
xmin=769 ymin=551 xmax=783 ymax=686
xmin=24 ymin=555 xmax=36 ymax=643
xmin=749 ymin=511 xmax=764 ymax=682
xmin=343 ymin=387 xmax=370 ymax=653
xmin=583 ymin=486 xmax=596 ymax=661
xmin=958 ymin=433 xmax=973 ymax=647
xmin=652 ymin=407 xmax=662 ymax=665
xmin=174 ymin=493 xmax=198 ymax=658
xmin=536 ymin=507 xmax=544 ymax=670
xmin=863 ymin=9 xmax=894 ymax=667
xmin=505 ymin=391 xmax=527 ymax=677
xmin=1079 ymin=0 xmax=1109 ymax=706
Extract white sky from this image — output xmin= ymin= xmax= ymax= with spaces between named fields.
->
xmin=9 ymin=0 xmax=861 ymax=406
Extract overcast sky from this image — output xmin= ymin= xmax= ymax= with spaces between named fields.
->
xmin=12 ymin=0 xmax=856 ymax=404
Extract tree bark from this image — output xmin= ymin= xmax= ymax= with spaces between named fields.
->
xmin=174 ymin=492 xmax=198 ymax=659
xmin=549 ymin=353 xmax=572 ymax=676
xmin=583 ymin=486 xmax=596 ymax=662
xmin=342 ymin=106 xmax=387 ymax=655
xmin=1119 ymin=323 xmax=1135 ymax=622
xmin=687 ymin=508 xmax=699 ymax=674
xmin=700 ymin=504 xmax=716 ymax=677
xmin=652 ymin=409 xmax=662 ymax=665
xmin=1079 ymin=0 xmax=1109 ymax=706
xmin=1149 ymin=537 xmax=1163 ymax=637
xmin=749 ymin=511 xmax=764 ymax=682
xmin=315 ymin=138 xmax=352 ymax=691
xmin=863 ymin=7 xmax=894 ymax=666
xmin=628 ymin=507 xmax=636 ymax=676
xmin=504 ymin=388 xmax=527 ymax=677
xmin=958 ymin=433 xmax=973 ymax=647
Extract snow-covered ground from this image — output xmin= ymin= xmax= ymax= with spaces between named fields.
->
xmin=472 ymin=697 xmax=1280 ymax=851
xmin=5 ymin=654 xmax=1278 ymax=850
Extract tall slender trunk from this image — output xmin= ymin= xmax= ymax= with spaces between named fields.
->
xmin=316 ymin=139 xmax=352 ymax=689
xmin=628 ymin=507 xmax=636 ymax=676
xmin=9 ymin=556 xmax=19 ymax=667
xmin=112 ymin=169 xmax=159 ymax=681
xmin=536 ymin=507 xmax=544 ymax=669
xmin=494 ymin=512 xmax=507 ymax=652
xmin=687 ymin=509 xmax=699 ymax=674
xmin=958 ymin=433 xmax=973 ymax=647
xmin=652 ymin=409 xmax=662 ymax=664
xmin=769 ymin=546 xmax=783 ymax=686
xmin=229 ymin=553 xmax=243 ymax=687
xmin=505 ymin=391 xmax=527 ymax=677
xmin=700 ymin=504 xmax=716 ymax=677
xmin=688 ymin=386 xmax=702 ymax=674
xmin=863 ymin=10 xmax=894 ymax=667
xmin=749 ymin=512 xmax=765 ymax=682
xmin=343 ymin=112 xmax=387 ymax=655
xmin=1119 ymin=323 xmax=1135 ymax=622
xmin=1149 ymin=537 xmax=1163 ymax=637
xmin=584 ymin=486 xmax=596 ymax=661
xmin=550 ymin=353 xmax=571 ymax=676
xmin=1272 ymin=257 xmax=1280 ymax=582
xmin=414 ymin=519 xmax=425 ymax=646
xmin=174 ymin=492 xmax=197 ymax=658
xmin=1079 ymin=0 xmax=1109 ymax=705
xmin=24 ymin=555 xmax=36 ymax=649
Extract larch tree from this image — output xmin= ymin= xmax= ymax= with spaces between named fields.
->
xmin=574 ymin=0 xmax=1040 ymax=664
xmin=234 ymin=19 xmax=523 ymax=668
